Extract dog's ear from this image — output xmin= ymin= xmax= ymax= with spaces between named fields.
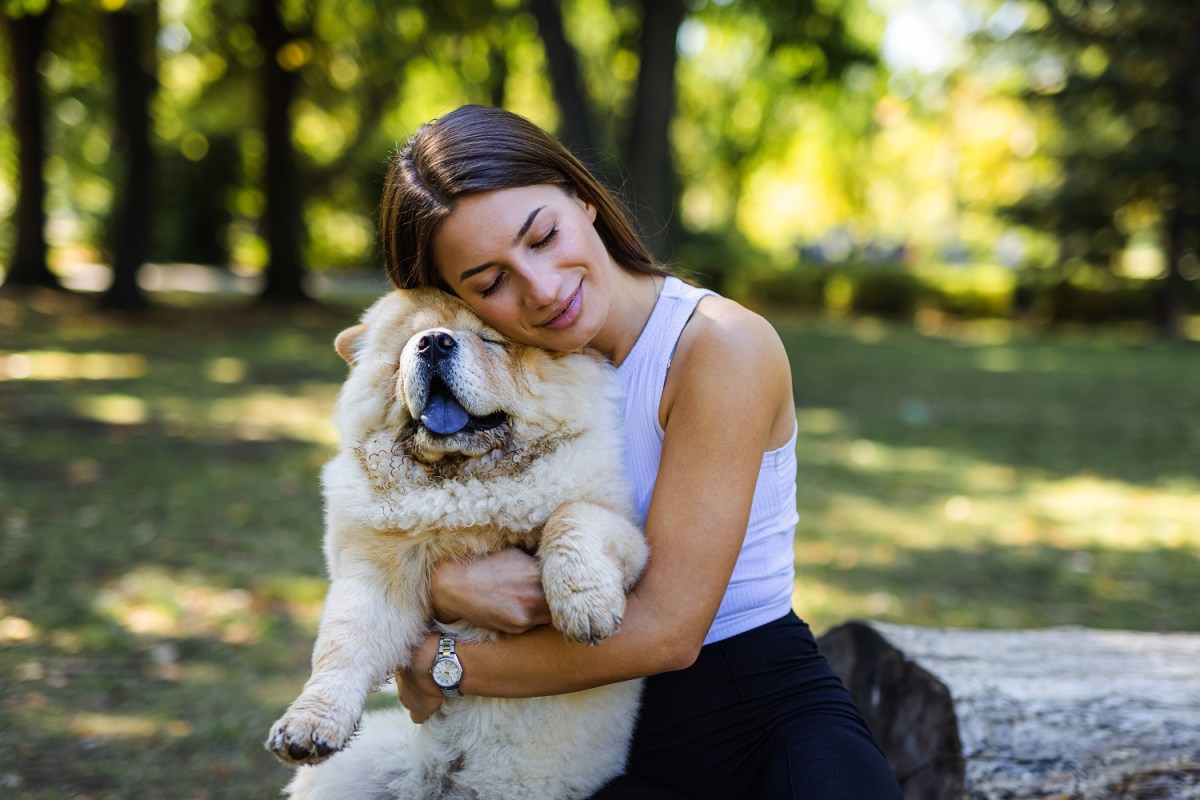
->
xmin=334 ymin=323 xmax=369 ymax=365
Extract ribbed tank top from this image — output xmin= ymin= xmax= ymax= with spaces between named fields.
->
xmin=616 ymin=276 xmax=799 ymax=645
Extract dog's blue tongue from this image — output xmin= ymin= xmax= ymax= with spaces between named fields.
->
xmin=421 ymin=393 xmax=470 ymax=435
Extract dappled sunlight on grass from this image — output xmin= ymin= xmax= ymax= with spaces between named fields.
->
xmin=95 ymin=566 xmax=264 ymax=645
xmin=0 ymin=298 xmax=356 ymax=798
xmin=1028 ymin=476 xmax=1199 ymax=549
xmin=784 ymin=315 xmax=1200 ymax=634
xmin=0 ymin=614 xmax=39 ymax=644
xmin=206 ymin=356 xmax=247 ymax=384
xmin=69 ymin=712 xmax=192 ymax=743
xmin=94 ymin=565 xmax=327 ymax=645
xmin=798 ymin=435 xmax=1199 ymax=554
xmin=64 ymin=387 xmax=341 ymax=444
xmin=204 ymin=389 xmax=339 ymax=444
xmin=0 ymin=350 xmax=148 ymax=381
xmin=142 ymin=386 xmax=340 ymax=444
xmin=73 ymin=393 xmax=150 ymax=425
xmin=795 ymin=430 xmax=1200 ymax=632
xmin=793 ymin=581 xmax=912 ymax=631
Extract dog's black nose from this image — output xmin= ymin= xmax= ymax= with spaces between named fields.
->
xmin=416 ymin=330 xmax=457 ymax=362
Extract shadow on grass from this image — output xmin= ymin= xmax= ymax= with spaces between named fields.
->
xmin=781 ymin=317 xmax=1200 ymax=487
xmin=0 ymin=293 xmax=372 ymax=798
xmin=801 ymin=540 xmax=1200 ymax=632
xmin=1 ymin=631 xmax=305 ymax=798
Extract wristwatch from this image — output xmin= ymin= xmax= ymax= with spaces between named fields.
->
xmin=430 ymin=634 xmax=463 ymax=698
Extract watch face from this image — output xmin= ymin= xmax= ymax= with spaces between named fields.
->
xmin=431 ymin=658 xmax=462 ymax=688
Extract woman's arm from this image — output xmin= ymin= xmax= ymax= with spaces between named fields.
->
xmin=401 ymin=300 xmax=795 ymax=717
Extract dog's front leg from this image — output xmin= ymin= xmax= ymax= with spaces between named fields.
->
xmin=266 ymin=564 xmax=426 ymax=766
xmin=539 ymin=501 xmax=649 ymax=645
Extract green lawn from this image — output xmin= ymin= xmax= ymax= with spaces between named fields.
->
xmin=1 ymin=289 xmax=1197 ymax=799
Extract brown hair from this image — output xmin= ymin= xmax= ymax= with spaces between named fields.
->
xmin=379 ymin=104 xmax=668 ymax=290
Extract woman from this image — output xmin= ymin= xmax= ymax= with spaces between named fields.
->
xmin=382 ymin=105 xmax=902 ymax=799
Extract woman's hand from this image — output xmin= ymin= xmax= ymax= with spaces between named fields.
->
xmin=396 ymin=632 xmax=445 ymax=723
xmin=430 ymin=548 xmax=551 ymax=634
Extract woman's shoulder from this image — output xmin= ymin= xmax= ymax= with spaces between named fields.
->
xmin=660 ymin=291 xmax=794 ymax=444
xmin=667 ymin=293 xmax=790 ymax=403
xmin=680 ymin=294 xmax=787 ymax=369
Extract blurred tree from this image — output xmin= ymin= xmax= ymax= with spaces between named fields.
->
xmin=2 ymin=0 xmax=885 ymax=302
xmin=253 ymin=0 xmax=311 ymax=304
xmin=530 ymin=0 xmax=686 ymax=258
xmin=102 ymin=0 xmax=157 ymax=311
xmin=2 ymin=0 xmax=60 ymax=290
xmin=528 ymin=0 xmax=603 ymax=165
xmin=987 ymin=0 xmax=1200 ymax=336
xmin=672 ymin=0 xmax=876 ymax=287
xmin=532 ymin=0 xmax=873 ymax=263
xmin=623 ymin=0 xmax=686 ymax=258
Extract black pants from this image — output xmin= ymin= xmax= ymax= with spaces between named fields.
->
xmin=589 ymin=612 xmax=903 ymax=800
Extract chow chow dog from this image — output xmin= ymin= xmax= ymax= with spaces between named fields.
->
xmin=265 ymin=289 xmax=647 ymax=799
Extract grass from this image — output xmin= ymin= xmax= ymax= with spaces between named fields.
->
xmin=1 ymin=288 xmax=1197 ymax=799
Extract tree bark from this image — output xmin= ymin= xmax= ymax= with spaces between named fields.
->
xmin=3 ymin=5 xmax=61 ymax=291
xmin=103 ymin=0 xmax=157 ymax=312
xmin=819 ymin=621 xmax=1200 ymax=800
xmin=623 ymin=0 xmax=686 ymax=261
xmin=254 ymin=0 xmax=311 ymax=305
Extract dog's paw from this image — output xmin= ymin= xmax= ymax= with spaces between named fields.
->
xmin=544 ymin=571 xmax=628 ymax=645
xmin=540 ymin=505 xmax=636 ymax=645
xmin=264 ymin=702 xmax=358 ymax=767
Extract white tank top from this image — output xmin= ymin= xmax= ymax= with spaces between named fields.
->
xmin=616 ymin=276 xmax=798 ymax=645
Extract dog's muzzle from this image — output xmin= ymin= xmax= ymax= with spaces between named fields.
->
xmin=415 ymin=330 xmax=470 ymax=435
xmin=413 ymin=330 xmax=506 ymax=438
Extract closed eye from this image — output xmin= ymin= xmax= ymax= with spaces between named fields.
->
xmin=531 ymin=226 xmax=558 ymax=250
xmin=480 ymin=272 xmax=504 ymax=298
xmin=479 ymin=336 xmax=509 ymax=349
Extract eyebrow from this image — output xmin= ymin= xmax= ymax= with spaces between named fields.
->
xmin=457 ymin=205 xmax=547 ymax=282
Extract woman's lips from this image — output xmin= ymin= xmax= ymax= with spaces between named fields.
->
xmin=539 ymin=282 xmax=583 ymax=330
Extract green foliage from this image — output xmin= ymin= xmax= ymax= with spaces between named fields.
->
xmin=980 ymin=0 xmax=1200 ymax=276
xmin=726 ymin=253 xmax=1199 ymax=326
xmin=4 ymin=0 xmax=886 ymax=276
xmin=2 ymin=0 xmax=52 ymax=19
xmin=1016 ymin=268 xmax=1200 ymax=324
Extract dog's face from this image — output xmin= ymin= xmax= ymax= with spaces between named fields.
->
xmin=335 ymin=289 xmax=599 ymax=466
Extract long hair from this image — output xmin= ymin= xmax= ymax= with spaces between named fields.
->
xmin=379 ymin=105 xmax=666 ymax=290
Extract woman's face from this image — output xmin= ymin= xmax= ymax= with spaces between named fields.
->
xmin=432 ymin=184 xmax=616 ymax=353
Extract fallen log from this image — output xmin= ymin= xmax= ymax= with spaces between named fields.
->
xmin=818 ymin=621 xmax=1200 ymax=800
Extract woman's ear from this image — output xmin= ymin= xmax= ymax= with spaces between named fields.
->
xmin=334 ymin=323 xmax=369 ymax=365
xmin=566 ymin=185 xmax=598 ymax=223
xmin=575 ymin=193 xmax=598 ymax=223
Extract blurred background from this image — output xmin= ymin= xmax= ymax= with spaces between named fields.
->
xmin=0 ymin=0 xmax=1197 ymax=797
xmin=3 ymin=0 xmax=1199 ymax=326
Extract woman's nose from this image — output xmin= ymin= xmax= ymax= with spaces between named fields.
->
xmin=519 ymin=263 xmax=560 ymax=308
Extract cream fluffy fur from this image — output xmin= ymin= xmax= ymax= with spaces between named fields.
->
xmin=265 ymin=289 xmax=647 ymax=799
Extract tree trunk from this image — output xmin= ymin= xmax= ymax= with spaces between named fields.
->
xmin=103 ymin=0 xmax=157 ymax=312
xmin=819 ymin=621 xmax=1200 ymax=800
xmin=1160 ymin=12 xmax=1199 ymax=339
xmin=527 ymin=0 xmax=606 ymax=176
xmin=486 ymin=28 xmax=508 ymax=109
xmin=624 ymin=0 xmax=686 ymax=261
xmin=3 ymin=5 xmax=61 ymax=291
xmin=254 ymin=0 xmax=311 ymax=305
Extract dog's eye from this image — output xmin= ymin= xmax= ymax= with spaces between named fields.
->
xmin=479 ymin=336 xmax=509 ymax=349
